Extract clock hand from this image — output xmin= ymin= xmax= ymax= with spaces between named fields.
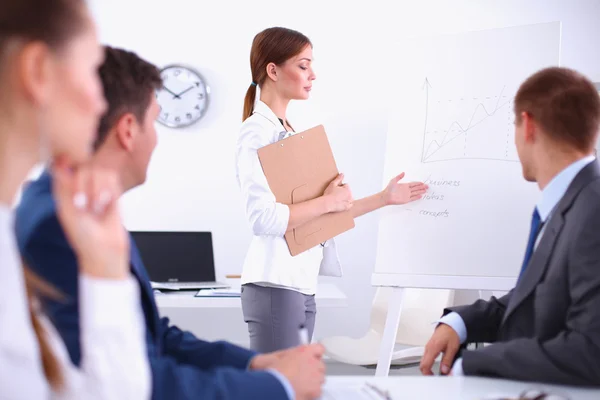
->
xmin=174 ymin=86 xmax=194 ymax=98
xmin=162 ymin=86 xmax=181 ymax=99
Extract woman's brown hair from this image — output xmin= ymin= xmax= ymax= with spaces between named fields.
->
xmin=242 ymin=27 xmax=312 ymax=121
xmin=23 ymin=267 xmax=65 ymax=389
xmin=0 ymin=0 xmax=88 ymax=391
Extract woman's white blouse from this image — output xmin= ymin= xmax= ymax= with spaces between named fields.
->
xmin=235 ymin=101 xmax=343 ymax=295
xmin=0 ymin=205 xmax=151 ymax=399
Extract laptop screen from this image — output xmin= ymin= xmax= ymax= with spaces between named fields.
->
xmin=130 ymin=231 xmax=216 ymax=283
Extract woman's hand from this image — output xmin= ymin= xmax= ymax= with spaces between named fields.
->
xmin=323 ymin=173 xmax=353 ymax=212
xmin=52 ymin=159 xmax=129 ymax=280
xmin=383 ymin=172 xmax=428 ymax=205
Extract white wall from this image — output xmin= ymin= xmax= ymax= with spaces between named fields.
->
xmin=89 ymin=0 xmax=600 ymax=340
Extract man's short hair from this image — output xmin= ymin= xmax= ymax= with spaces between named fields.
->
xmin=95 ymin=46 xmax=163 ymax=150
xmin=514 ymin=67 xmax=600 ymax=152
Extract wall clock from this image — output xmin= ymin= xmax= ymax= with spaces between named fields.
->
xmin=156 ymin=64 xmax=210 ymax=128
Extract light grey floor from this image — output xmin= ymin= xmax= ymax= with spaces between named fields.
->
xmin=325 ymin=360 xmax=440 ymax=376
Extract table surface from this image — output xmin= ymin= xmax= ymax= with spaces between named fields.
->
xmin=323 ymin=376 xmax=600 ymax=400
xmin=155 ymin=282 xmax=347 ymax=308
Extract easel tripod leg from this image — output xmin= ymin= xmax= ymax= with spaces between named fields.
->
xmin=375 ymin=287 xmax=405 ymax=377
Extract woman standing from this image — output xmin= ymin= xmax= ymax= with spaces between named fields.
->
xmin=0 ymin=0 xmax=150 ymax=398
xmin=236 ymin=26 xmax=428 ymax=353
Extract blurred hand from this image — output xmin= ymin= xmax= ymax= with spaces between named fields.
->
xmin=271 ymin=344 xmax=326 ymax=400
xmin=420 ymin=324 xmax=460 ymax=376
xmin=52 ymin=159 xmax=129 ymax=280
xmin=248 ymin=349 xmax=287 ymax=370
xmin=324 ymin=173 xmax=353 ymax=212
xmin=383 ymin=172 xmax=428 ymax=205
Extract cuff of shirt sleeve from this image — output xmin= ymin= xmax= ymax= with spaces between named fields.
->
xmin=79 ymin=274 xmax=140 ymax=330
xmin=451 ymin=358 xmax=464 ymax=376
xmin=273 ymin=203 xmax=290 ymax=236
xmin=267 ymin=369 xmax=295 ymax=400
xmin=438 ymin=312 xmax=468 ymax=344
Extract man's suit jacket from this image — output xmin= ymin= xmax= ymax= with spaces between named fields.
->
xmin=446 ymin=161 xmax=600 ymax=386
xmin=15 ymin=171 xmax=288 ymax=399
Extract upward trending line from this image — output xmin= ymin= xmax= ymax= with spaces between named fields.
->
xmin=422 ymin=86 xmax=509 ymax=161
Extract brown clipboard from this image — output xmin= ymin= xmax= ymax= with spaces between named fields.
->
xmin=257 ymin=125 xmax=355 ymax=256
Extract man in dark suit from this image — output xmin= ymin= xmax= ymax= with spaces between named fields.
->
xmin=15 ymin=46 xmax=325 ymax=400
xmin=420 ymin=67 xmax=600 ymax=386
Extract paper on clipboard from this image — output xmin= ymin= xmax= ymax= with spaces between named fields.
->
xmin=257 ymin=125 xmax=355 ymax=256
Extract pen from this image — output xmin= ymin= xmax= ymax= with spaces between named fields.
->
xmin=365 ymin=382 xmax=392 ymax=400
xmin=298 ymin=324 xmax=309 ymax=345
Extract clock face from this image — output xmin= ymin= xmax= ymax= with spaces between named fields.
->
xmin=156 ymin=65 xmax=209 ymax=128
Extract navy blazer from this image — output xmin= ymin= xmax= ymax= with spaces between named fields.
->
xmin=15 ymin=171 xmax=288 ymax=399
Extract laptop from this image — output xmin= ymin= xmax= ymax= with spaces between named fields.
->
xmin=130 ymin=231 xmax=229 ymax=290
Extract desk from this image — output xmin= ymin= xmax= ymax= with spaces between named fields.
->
xmin=324 ymin=376 xmax=600 ymax=399
xmin=155 ymin=283 xmax=347 ymax=347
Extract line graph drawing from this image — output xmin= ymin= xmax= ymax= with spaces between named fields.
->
xmin=420 ymin=78 xmax=519 ymax=163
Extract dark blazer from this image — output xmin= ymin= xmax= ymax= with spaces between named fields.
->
xmin=15 ymin=171 xmax=289 ymax=399
xmin=446 ymin=161 xmax=600 ymax=386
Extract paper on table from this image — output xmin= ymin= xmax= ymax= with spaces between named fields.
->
xmin=320 ymin=383 xmax=391 ymax=400
xmin=480 ymin=390 xmax=570 ymax=400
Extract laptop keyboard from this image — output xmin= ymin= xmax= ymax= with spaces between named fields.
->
xmin=152 ymin=281 xmax=226 ymax=290
xmin=169 ymin=282 xmax=205 ymax=289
